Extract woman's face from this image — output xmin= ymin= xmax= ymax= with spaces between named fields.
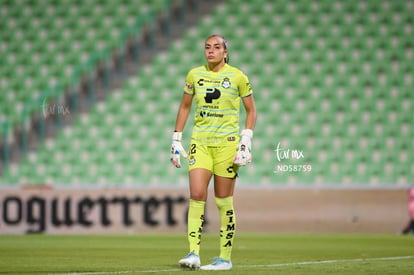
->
xmin=204 ymin=36 xmax=228 ymax=65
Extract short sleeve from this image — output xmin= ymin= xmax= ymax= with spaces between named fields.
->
xmin=238 ymin=72 xmax=253 ymax=98
xmin=183 ymin=70 xmax=195 ymax=95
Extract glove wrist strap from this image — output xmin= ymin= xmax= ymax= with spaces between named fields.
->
xmin=173 ymin=131 xmax=182 ymax=141
xmin=241 ymin=129 xmax=253 ymax=139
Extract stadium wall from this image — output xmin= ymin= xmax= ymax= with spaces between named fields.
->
xmin=0 ymin=187 xmax=408 ymax=234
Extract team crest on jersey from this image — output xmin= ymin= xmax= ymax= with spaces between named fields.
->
xmin=189 ymin=156 xmax=196 ymax=166
xmin=221 ymin=77 xmax=231 ymax=89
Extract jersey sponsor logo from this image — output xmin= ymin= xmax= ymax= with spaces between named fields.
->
xmin=246 ymin=82 xmax=252 ymax=92
xmin=200 ymin=111 xmax=224 ymax=118
xmin=204 ymin=88 xmax=221 ymax=103
xmin=197 ymin=78 xmax=221 ymax=86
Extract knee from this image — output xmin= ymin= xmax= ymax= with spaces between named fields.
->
xmin=190 ymin=191 xmax=207 ymax=202
xmin=215 ymin=196 xmax=233 ymax=208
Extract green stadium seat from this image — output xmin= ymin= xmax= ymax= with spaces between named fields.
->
xmin=0 ymin=0 xmax=172 ymax=145
xmin=1 ymin=0 xmax=412 ymax=188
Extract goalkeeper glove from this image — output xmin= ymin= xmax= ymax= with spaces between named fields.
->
xmin=234 ymin=129 xmax=253 ymax=166
xmin=170 ymin=131 xmax=188 ymax=168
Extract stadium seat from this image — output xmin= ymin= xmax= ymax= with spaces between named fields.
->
xmin=1 ymin=0 xmax=413 ymax=188
xmin=0 ymin=0 xmax=171 ymax=139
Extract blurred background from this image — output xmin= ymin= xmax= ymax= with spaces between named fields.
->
xmin=0 ymin=0 xmax=413 ymax=234
xmin=0 ymin=0 xmax=414 ymax=187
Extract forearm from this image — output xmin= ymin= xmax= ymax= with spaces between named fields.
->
xmin=244 ymin=109 xmax=256 ymax=131
xmin=175 ymin=106 xmax=191 ymax=132
xmin=235 ymin=98 xmax=255 ymax=166
xmin=174 ymin=93 xmax=193 ymax=132
xmin=242 ymin=95 xmax=257 ymax=131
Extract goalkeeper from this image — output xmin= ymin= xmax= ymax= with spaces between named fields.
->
xmin=170 ymin=34 xmax=257 ymax=271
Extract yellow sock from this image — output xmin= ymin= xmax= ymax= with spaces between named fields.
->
xmin=187 ymin=199 xmax=206 ymax=255
xmin=215 ymin=196 xmax=236 ymax=261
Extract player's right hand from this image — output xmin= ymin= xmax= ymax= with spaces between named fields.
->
xmin=170 ymin=132 xmax=188 ymax=168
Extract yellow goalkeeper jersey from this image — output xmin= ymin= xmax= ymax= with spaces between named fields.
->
xmin=183 ymin=63 xmax=253 ymax=145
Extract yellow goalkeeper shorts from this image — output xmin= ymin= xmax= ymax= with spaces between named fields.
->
xmin=187 ymin=141 xmax=239 ymax=178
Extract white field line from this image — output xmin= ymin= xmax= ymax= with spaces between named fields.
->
xmin=238 ymin=255 xmax=414 ymax=268
xmin=47 ymin=255 xmax=413 ymax=275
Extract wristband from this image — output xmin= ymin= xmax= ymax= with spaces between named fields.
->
xmin=173 ymin=131 xmax=182 ymax=141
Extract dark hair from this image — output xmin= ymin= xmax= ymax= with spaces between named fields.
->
xmin=206 ymin=34 xmax=229 ymax=64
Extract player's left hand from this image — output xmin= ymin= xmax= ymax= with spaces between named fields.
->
xmin=234 ymin=129 xmax=253 ymax=166
xmin=170 ymin=132 xmax=188 ymax=168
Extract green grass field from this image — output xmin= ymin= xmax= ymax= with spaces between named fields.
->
xmin=0 ymin=234 xmax=413 ymax=275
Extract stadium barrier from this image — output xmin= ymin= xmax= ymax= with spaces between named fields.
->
xmin=0 ymin=187 xmax=408 ymax=234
